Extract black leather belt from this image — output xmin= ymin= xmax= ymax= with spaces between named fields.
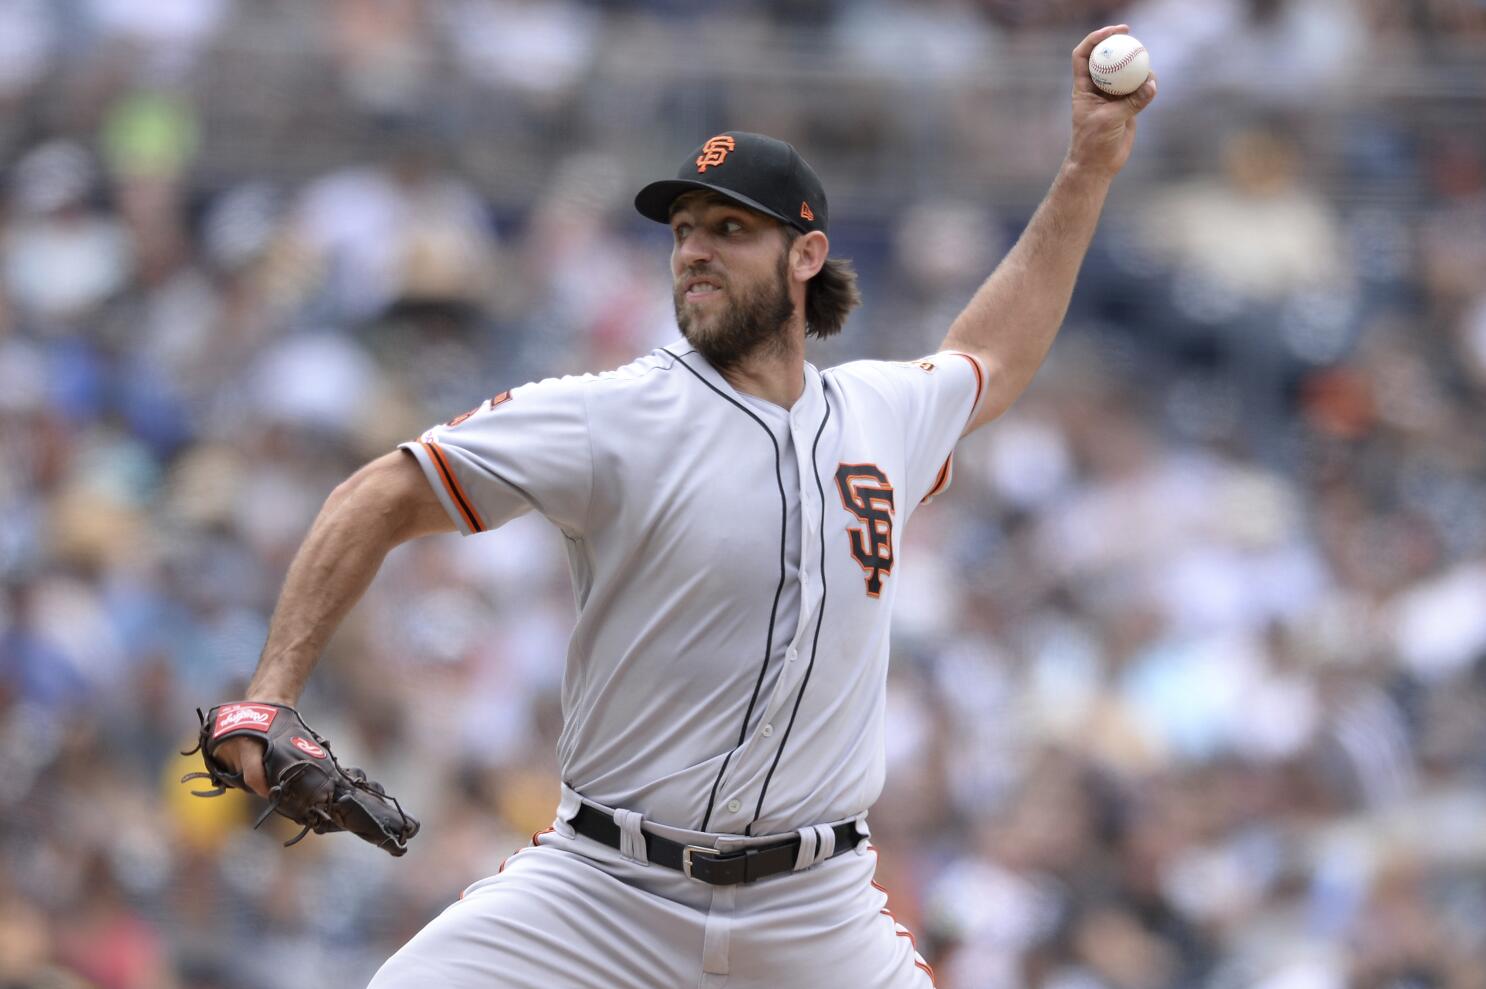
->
xmin=569 ymin=802 xmax=858 ymax=886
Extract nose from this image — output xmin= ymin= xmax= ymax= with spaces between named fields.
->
xmin=673 ymin=228 xmax=713 ymax=272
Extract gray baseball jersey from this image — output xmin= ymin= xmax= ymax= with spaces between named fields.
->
xmin=379 ymin=339 xmax=984 ymax=987
xmin=401 ymin=340 xmax=982 ymax=835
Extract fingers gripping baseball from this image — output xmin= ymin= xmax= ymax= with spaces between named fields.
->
xmin=1068 ymin=25 xmax=1158 ymax=178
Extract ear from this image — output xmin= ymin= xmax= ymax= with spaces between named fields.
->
xmin=789 ymin=230 xmax=829 ymax=284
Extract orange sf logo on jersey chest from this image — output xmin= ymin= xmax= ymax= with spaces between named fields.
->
xmin=696 ymin=135 xmax=736 ymax=173
xmin=835 ymin=463 xmax=895 ymax=597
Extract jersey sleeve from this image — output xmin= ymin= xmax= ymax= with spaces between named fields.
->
xmin=844 ymin=351 xmax=986 ymax=506
xmin=399 ymin=374 xmax=592 ymax=537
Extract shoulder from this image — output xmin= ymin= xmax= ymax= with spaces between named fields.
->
xmin=509 ymin=348 xmax=686 ymax=401
xmin=827 ymin=352 xmax=983 ymax=388
xmin=589 ymin=347 xmax=691 ymax=390
xmin=823 ymin=355 xmax=940 ymax=395
xmin=824 ymin=352 xmax=986 ymax=415
xmin=829 ymin=352 xmax=977 ymax=376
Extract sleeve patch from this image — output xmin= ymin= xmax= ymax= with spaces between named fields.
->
xmin=446 ymin=406 xmax=479 ymax=428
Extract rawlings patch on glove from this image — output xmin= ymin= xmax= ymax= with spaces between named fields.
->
xmin=182 ymin=702 xmax=419 ymax=857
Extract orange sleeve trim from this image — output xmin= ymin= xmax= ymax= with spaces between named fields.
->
xmin=923 ymin=453 xmax=953 ymax=503
xmin=422 ymin=440 xmax=486 ymax=533
xmin=945 ymin=351 xmax=985 ymax=413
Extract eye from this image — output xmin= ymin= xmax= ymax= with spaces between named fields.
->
xmin=720 ymin=219 xmax=742 ymax=235
xmin=672 ymin=222 xmax=692 ymax=240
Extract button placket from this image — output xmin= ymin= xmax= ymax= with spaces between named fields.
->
xmin=717 ymin=624 xmax=808 ymax=802
xmin=723 ymin=393 xmax=822 ymax=809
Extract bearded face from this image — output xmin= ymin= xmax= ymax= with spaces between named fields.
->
xmin=672 ymin=223 xmax=797 ymax=374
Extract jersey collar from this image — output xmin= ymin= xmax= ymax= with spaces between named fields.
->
xmin=661 ymin=339 xmax=824 ymax=422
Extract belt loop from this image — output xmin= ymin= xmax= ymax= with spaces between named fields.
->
xmin=811 ymin=823 xmax=835 ymax=866
xmin=555 ymin=785 xmax=583 ymax=838
xmin=614 ymin=808 xmax=649 ymax=865
xmin=793 ymin=826 xmax=819 ymax=872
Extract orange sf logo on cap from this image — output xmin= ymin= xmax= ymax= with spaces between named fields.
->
xmin=696 ymin=135 xmax=736 ymax=173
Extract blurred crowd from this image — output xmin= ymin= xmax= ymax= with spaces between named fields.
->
xmin=3 ymin=1 xmax=1486 ymax=988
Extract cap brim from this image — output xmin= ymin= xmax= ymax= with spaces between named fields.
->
xmin=634 ymin=179 xmax=793 ymax=228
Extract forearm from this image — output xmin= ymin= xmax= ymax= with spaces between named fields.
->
xmin=246 ymin=452 xmax=452 ymax=705
xmin=943 ymin=160 xmax=1112 ymax=421
xmin=942 ymin=24 xmax=1156 ymax=431
xmin=246 ymin=486 xmax=399 ymax=704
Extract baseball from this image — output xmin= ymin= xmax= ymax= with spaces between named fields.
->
xmin=1089 ymin=33 xmax=1150 ymax=97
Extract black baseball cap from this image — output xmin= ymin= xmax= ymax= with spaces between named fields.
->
xmin=634 ymin=131 xmax=828 ymax=235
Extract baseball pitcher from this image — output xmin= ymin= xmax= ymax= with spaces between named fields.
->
xmin=192 ymin=26 xmax=1156 ymax=988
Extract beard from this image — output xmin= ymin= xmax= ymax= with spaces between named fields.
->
xmin=674 ymin=251 xmax=796 ymax=375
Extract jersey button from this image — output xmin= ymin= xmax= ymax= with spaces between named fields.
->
xmin=786 ymin=647 xmax=798 ymax=661
xmin=761 ymin=724 xmax=774 ymax=737
xmin=726 ymin=799 xmax=741 ymax=813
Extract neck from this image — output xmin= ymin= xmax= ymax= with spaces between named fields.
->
xmin=719 ymin=324 xmax=807 ymax=409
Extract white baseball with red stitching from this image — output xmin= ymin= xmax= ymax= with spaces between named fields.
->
xmin=1089 ymin=33 xmax=1150 ymax=97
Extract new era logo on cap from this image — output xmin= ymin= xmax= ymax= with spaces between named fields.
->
xmin=635 ymin=131 xmax=829 ymax=235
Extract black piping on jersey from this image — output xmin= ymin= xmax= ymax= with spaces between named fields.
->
xmin=663 ymin=348 xmax=789 ymax=833
xmin=746 ymin=393 xmax=832 ymax=835
xmin=423 ymin=442 xmax=486 ymax=533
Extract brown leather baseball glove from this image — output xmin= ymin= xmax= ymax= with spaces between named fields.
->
xmin=182 ymin=702 xmax=419 ymax=856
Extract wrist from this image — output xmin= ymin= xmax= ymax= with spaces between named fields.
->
xmin=245 ymin=681 xmax=300 ymax=708
xmin=1059 ymin=156 xmax=1119 ymax=187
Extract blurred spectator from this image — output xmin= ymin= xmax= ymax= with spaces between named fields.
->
xmin=327 ymin=0 xmax=438 ymax=115
xmin=0 ymin=0 xmax=55 ymax=107
xmin=440 ymin=0 xmax=599 ymax=108
xmin=1126 ymin=0 xmax=1367 ymax=108
xmin=88 ymin=0 xmax=233 ymax=84
xmin=3 ymin=141 xmax=132 ymax=328
xmin=1138 ymin=125 xmax=1350 ymax=305
xmin=292 ymin=125 xmax=496 ymax=320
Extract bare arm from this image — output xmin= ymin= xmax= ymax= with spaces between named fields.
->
xmin=942 ymin=25 xmax=1157 ymax=434
xmin=220 ymin=449 xmax=455 ymax=793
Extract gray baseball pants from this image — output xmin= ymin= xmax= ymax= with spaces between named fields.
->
xmin=367 ymin=800 xmax=935 ymax=988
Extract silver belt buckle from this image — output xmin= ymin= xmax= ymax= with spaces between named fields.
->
xmin=682 ymin=844 xmax=717 ymax=880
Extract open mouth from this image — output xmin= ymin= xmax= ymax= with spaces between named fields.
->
xmin=683 ymin=277 xmax=724 ymax=302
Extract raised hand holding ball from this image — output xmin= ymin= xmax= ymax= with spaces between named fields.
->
xmin=1088 ymin=33 xmax=1150 ymax=97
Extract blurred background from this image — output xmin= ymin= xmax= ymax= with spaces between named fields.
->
xmin=2 ymin=0 xmax=1486 ymax=987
